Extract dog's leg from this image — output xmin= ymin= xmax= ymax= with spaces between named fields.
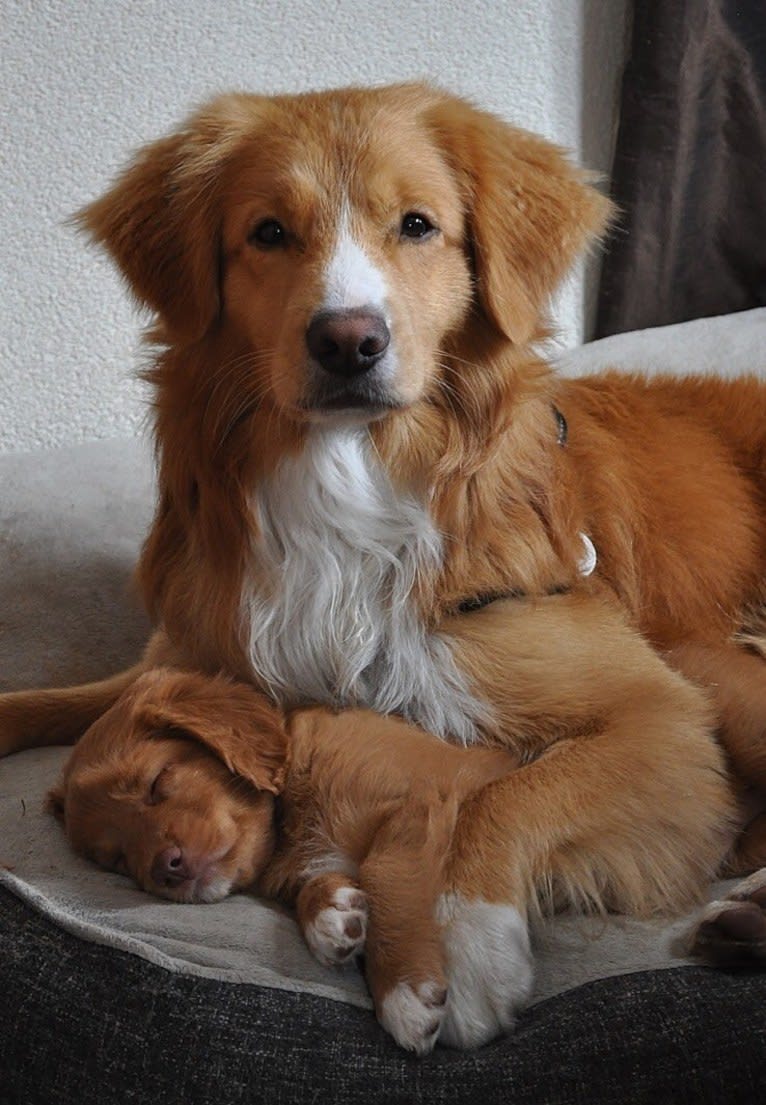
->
xmin=667 ymin=640 xmax=766 ymax=790
xmin=296 ymin=872 xmax=369 ymax=968
xmin=438 ymin=707 xmax=732 ymax=1046
xmin=358 ymin=788 xmax=456 ymax=1055
xmin=436 ymin=594 xmax=737 ymax=1047
xmin=445 ymin=594 xmax=736 ymax=911
xmin=0 ymin=663 xmax=145 ymax=756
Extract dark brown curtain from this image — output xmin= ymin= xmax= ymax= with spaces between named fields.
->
xmin=596 ymin=0 xmax=766 ymax=337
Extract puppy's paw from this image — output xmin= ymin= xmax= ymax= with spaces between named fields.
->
xmin=437 ymin=893 xmax=533 ymax=1049
xmin=378 ymin=979 xmax=448 ymax=1055
xmin=303 ymin=885 xmax=369 ymax=968
xmin=690 ymin=868 xmax=766 ymax=966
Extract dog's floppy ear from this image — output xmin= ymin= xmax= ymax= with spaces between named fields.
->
xmin=427 ymin=94 xmax=613 ymax=345
xmin=75 ymin=95 xmax=257 ymax=342
xmin=138 ymin=671 xmax=288 ymax=794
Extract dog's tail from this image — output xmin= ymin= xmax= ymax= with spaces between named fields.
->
xmin=0 ymin=663 xmax=146 ymax=758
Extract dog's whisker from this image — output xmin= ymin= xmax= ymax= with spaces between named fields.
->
xmin=211 ymin=363 xmax=298 ymax=446
xmin=202 ymin=351 xmax=281 ymax=439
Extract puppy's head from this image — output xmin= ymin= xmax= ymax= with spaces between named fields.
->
xmin=77 ymin=83 xmax=610 ymax=427
xmin=48 ymin=670 xmax=288 ymax=903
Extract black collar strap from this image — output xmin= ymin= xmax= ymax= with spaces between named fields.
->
xmin=454 ymin=405 xmax=572 ymax=616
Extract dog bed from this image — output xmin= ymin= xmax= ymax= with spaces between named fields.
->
xmin=1 ymin=309 xmax=765 ymax=1104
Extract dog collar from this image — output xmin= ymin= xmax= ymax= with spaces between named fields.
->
xmin=456 ymin=406 xmax=596 ymax=614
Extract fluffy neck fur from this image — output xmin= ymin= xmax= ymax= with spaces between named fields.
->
xmin=243 ymin=425 xmax=490 ymax=742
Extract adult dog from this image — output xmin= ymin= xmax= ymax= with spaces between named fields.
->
xmin=2 ymin=82 xmax=765 ymax=1038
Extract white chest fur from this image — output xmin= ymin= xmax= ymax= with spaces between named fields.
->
xmin=242 ymin=427 xmax=487 ymax=742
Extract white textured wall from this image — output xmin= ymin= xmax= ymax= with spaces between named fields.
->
xmin=1 ymin=0 xmax=629 ymax=454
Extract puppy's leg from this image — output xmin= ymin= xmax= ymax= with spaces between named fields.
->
xmin=296 ymin=873 xmax=369 ymax=968
xmin=689 ymin=867 xmax=766 ymax=966
xmin=0 ymin=663 xmax=145 ymax=757
xmin=359 ymin=789 xmax=456 ymax=1055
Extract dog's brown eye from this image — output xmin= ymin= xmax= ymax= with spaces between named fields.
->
xmin=400 ymin=212 xmax=436 ymax=240
xmin=249 ymin=219 xmax=287 ymax=249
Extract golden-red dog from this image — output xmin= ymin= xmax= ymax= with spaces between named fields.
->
xmin=2 ymin=81 xmax=766 ymax=1042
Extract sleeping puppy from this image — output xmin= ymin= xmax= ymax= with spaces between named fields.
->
xmin=49 ymin=667 xmax=519 ymax=1053
xmin=47 ymin=668 xmax=766 ymax=1053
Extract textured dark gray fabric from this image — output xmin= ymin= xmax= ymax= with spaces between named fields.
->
xmin=2 ymin=887 xmax=765 ymax=1105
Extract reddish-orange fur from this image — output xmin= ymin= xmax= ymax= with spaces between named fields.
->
xmin=1 ymin=84 xmax=765 ymax=1043
xmin=47 ymin=669 xmax=515 ymax=1048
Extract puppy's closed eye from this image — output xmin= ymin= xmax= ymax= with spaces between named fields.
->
xmin=146 ymin=765 xmax=171 ymax=806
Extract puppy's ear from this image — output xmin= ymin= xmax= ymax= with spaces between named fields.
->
xmin=139 ymin=672 xmax=288 ymax=794
xmin=74 ymin=95 xmax=258 ymax=342
xmin=427 ymin=95 xmax=613 ymax=345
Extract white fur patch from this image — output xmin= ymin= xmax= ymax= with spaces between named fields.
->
xmin=437 ymin=893 xmax=534 ymax=1048
xmin=379 ymin=979 xmax=447 ymax=1055
xmin=243 ymin=427 xmax=489 ymax=742
xmin=303 ymin=885 xmax=369 ymax=968
xmin=322 ymin=211 xmax=388 ymax=313
xmin=194 ymin=876 xmax=234 ymax=904
xmin=169 ymin=873 xmax=233 ymax=904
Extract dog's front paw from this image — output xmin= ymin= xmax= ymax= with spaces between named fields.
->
xmin=437 ymin=892 xmax=533 ymax=1048
xmin=690 ymin=867 xmax=766 ymax=966
xmin=303 ymin=884 xmax=369 ymax=968
xmin=378 ymin=978 xmax=448 ymax=1055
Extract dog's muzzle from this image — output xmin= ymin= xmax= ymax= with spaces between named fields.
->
xmin=303 ymin=308 xmax=399 ymax=414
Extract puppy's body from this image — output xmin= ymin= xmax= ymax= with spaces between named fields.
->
xmin=2 ymin=84 xmax=765 ymax=1043
xmin=49 ymin=671 xmax=518 ymax=1051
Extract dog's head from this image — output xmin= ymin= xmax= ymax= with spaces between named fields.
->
xmin=77 ymin=83 xmax=610 ymax=426
xmin=48 ymin=670 xmax=288 ymax=903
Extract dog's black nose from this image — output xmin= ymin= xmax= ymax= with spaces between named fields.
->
xmin=306 ymin=310 xmax=390 ymax=377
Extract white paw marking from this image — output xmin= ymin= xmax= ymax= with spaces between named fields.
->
xmin=437 ymin=893 xmax=534 ymax=1049
xmin=379 ymin=979 xmax=447 ymax=1055
xmin=304 ymin=885 xmax=368 ymax=968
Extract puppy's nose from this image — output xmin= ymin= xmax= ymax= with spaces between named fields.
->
xmin=151 ymin=845 xmax=193 ymax=888
xmin=306 ymin=310 xmax=390 ymax=377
